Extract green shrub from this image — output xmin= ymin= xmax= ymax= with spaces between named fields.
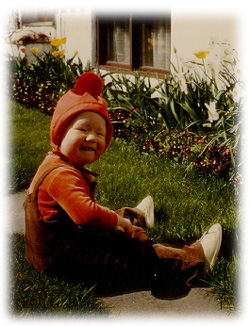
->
xmin=104 ymin=42 xmax=242 ymax=181
xmin=8 ymin=38 xmax=85 ymax=114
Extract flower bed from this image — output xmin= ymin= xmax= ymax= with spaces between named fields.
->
xmin=7 ymin=38 xmax=242 ymax=181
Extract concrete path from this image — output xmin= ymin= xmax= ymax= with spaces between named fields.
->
xmin=6 ymin=190 xmax=27 ymax=234
xmin=102 ymin=288 xmax=228 ymax=318
xmin=6 ymin=189 xmax=229 ymax=318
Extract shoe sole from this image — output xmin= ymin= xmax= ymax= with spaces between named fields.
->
xmin=209 ymin=224 xmax=222 ymax=272
xmin=200 ymin=223 xmax=222 ymax=274
xmin=136 ymin=196 xmax=154 ymax=228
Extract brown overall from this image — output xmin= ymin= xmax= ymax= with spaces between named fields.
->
xmin=24 ymin=164 xmax=204 ymax=297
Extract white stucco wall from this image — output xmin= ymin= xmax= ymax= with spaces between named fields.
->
xmin=55 ymin=9 xmax=93 ymax=67
xmin=170 ymin=12 xmax=239 ymax=64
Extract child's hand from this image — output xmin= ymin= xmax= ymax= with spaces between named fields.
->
xmin=116 ymin=215 xmax=133 ymax=237
xmin=131 ymin=225 xmax=143 ymax=234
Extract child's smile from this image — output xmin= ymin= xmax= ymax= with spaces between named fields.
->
xmin=80 ymin=144 xmax=97 ymax=152
xmin=60 ymin=111 xmax=107 ymax=165
xmin=81 ymin=146 xmax=95 ymax=151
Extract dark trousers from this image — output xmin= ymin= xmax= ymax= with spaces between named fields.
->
xmin=56 ymin=207 xmax=204 ymax=298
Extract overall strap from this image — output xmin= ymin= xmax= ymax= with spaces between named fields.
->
xmin=29 ymin=164 xmax=76 ymax=202
xmin=27 ymin=163 xmax=97 ymax=204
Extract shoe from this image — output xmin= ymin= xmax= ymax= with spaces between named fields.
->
xmin=136 ymin=196 xmax=154 ymax=228
xmin=199 ymin=223 xmax=222 ymax=277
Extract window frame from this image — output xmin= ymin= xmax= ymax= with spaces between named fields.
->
xmin=20 ymin=9 xmax=56 ymax=26
xmin=96 ymin=14 xmax=171 ymax=77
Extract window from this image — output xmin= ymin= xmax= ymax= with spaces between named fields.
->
xmin=141 ymin=18 xmax=171 ymax=70
xmin=21 ymin=9 xmax=55 ymax=26
xmin=96 ymin=14 xmax=171 ymax=74
xmin=107 ymin=18 xmax=130 ymax=64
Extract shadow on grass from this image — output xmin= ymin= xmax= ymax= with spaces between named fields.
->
xmin=9 ymin=233 xmax=107 ymax=316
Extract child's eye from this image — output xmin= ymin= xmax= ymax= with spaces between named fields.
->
xmin=77 ymin=128 xmax=87 ymax=132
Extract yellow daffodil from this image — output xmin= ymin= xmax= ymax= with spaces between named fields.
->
xmin=52 ymin=51 xmax=58 ymax=57
xmin=50 ymin=37 xmax=67 ymax=47
xmin=194 ymin=51 xmax=210 ymax=59
xmin=50 ymin=38 xmax=62 ymax=47
xmin=58 ymin=49 xmax=65 ymax=55
xmin=50 ymin=38 xmax=60 ymax=47
xmin=30 ymin=47 xmax=38 ymax=53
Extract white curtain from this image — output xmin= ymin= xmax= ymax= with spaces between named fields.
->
xmin=151 ymin=22 xmax=170 ymax=69
xmin=113 ymin=22 xmax=130 ymax=64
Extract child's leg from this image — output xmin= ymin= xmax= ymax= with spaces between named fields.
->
xmin=115 ymin=206 xmax=204 ymax=292
xmin=114 ymin=204 xmax=219 ymax=297
xmin=133 ymin=224 xmax=221 ymax=298
xmin=153 ymin=241 xmax=204 ymax=272
xmin=74 ymin=203 xmax=220 ymax=298
xmin=151 ymin=241 xmax=204 ymax=297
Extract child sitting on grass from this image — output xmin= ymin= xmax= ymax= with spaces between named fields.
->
xmin=24 ymin=72 xmax=222 ymax=297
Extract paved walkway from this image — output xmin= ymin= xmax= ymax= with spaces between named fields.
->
xmin=6 ymin=190 xmax=230 ymax=318
xmin=6 ymin=190 xmax=27 ymax=234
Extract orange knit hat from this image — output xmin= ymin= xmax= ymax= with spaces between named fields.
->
xmin=50 ymin=72 xmax=113 ymax=152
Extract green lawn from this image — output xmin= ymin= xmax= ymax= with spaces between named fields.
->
xmin=9 ymin=101 xmax=239 ymax=314
xmin=9 ymin=233 xmax=107 ymax=316
xmin=8 ymin=101 xmax=52 ymax=191
xmin=93 ymin=139 xmax=237 ymax=243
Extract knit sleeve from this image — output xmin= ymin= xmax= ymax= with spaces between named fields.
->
xmin=39 ymin=167 xmax=118 ymax=230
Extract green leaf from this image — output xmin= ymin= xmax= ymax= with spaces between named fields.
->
xmin=177 ymin=100 xmax=200 ymax=121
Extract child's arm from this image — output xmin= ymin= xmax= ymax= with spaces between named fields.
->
xmin=38 ymin=166 xmax=143 ymax=238
xmin=38 ymin=167 xmax=118 ymax=229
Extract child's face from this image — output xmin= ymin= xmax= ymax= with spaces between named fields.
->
xmin=60 ymin=111 xmax=107 ymax=165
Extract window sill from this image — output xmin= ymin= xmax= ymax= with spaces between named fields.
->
xmin=99 ymin=64 xmax=170 ymax=79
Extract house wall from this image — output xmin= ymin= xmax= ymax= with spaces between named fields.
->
xmin=170 ymin=12 xmax=239 ymax=64
xmin=55 ymin=10 xmax=239 ymax=74
xmin=55 ymin=9 xmax=93 ymax=66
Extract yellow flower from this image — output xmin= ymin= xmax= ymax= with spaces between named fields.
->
xmin=52 ymin=51 xmax=58 ymax=57
xmin=74 ymin=51 xmax=78 ymax=56
xmin=58 ymin=49 xmax=65 ymax=55
xmin=30 ymin=47 xmax=38 ymax=53
xmin=194 ymin=51 xmax=210 ymax=59
xmin=50 ymin=38 xmax=62 ymax=47
xmin=50 ymin=38 xmax=60 ymax=47
xmin=50 ymin=37 xmax=67 ymax=47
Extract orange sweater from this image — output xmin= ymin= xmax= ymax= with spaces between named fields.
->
xmin=28 ymin=151 xmax=118 ymax=230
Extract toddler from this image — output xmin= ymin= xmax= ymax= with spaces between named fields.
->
xmin=24 ymin=72 xmax=222 ymax=297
